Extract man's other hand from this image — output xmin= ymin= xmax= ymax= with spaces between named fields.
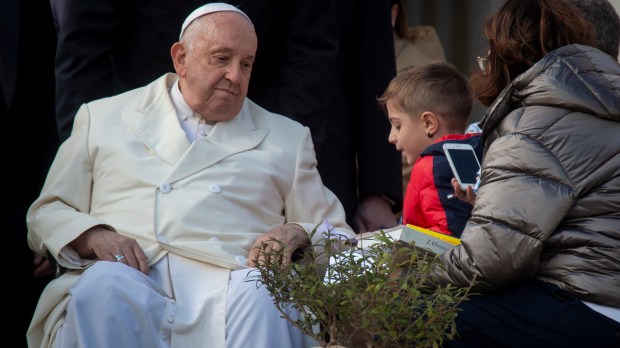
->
xmin=248 ymin=224 xmax=310 ymax=267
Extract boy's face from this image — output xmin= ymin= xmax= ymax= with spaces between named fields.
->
xmin=387 ymin=101 xmax=434 ymax=166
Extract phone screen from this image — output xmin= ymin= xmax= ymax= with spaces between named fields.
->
xmin=445 ymin=148 xmax=479 ymax=185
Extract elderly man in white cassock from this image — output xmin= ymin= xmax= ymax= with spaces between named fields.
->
xmin=26 ymin=3 xmax=354 ymax=347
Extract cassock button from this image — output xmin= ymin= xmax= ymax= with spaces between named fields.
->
xmin=160 ymin=183 xmax=172 ymax=194
xmin=236 ymin=255 xmax=247 ymax=266
xmin=209 ymin=184 xmax=221 ymax=194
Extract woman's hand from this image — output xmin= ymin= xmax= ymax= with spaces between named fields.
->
xmin=451 ymin=178 xmax=477 ymax=206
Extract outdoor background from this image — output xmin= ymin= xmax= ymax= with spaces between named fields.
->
xmin=405 ymin=0 xmax=620 ymax=122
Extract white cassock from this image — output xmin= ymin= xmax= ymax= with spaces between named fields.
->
xmin=54 ymin=254 xmax=311 ymax=348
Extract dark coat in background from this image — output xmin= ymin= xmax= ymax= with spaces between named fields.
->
xmin=0 ymin=0 xmax=59 ymax=346
xmin=240 ymin=0 xmax=403 ymax=224
xmin=317 ymin=0 xmax=403 ymax=221
xmin=52 ymin=0 xmax=207 ymax=139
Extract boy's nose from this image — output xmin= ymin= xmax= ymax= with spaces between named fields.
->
xmin=388 ymin=131 xmax=396 ymax=144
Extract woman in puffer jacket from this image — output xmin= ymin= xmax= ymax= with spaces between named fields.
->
xmin=435 ymin=0 xmax=620 ymax=346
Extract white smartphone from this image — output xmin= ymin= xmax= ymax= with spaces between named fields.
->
xmin=443 ymin=143 xmax=481 ymax=191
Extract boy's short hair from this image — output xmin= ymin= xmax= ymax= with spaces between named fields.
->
xmin=378 ymin=61 xmax=474 ymax=132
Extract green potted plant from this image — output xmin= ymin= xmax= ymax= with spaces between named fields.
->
xmin=250 ymin=223 xmax=474 ymax=348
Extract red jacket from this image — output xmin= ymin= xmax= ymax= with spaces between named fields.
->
xmin=402 ymin=133 xmax=482 ymax=236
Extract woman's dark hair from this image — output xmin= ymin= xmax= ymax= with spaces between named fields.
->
xmin=471 ymin=0 xmax=597 ymax=106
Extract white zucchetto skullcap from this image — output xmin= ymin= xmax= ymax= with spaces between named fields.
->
xmin=179 ymin=3 xmax=253 ymax=40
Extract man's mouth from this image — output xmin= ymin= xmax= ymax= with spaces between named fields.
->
xmin=216 ymin=87 xmax=238 ymax=96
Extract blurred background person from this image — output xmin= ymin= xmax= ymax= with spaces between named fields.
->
xmin=391 ymin=0 xmax=446 ymax=74
xmin=51 ymin=0 xmax=207 ymax=140
xmin=567 ymin=0 xmax=620 ymax=58
xmin=311 ymin=0 xmax=402 ymax=232
xmin=1 ymin=0 xmax=59 ymax=346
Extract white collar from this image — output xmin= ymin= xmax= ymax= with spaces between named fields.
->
xmin=170 ymin=80 xmax=197 ymax=121
xmin=169 ymin=79 xmax=215 ymax=142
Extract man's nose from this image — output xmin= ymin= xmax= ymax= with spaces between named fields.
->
xmin=225 ymin=64 xmax=243 ymax=83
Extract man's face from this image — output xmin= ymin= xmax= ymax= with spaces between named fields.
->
xmin=175 ymin=12 xmax=257 ymax=122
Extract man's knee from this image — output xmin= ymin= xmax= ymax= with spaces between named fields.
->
xmin=69 ymin=261 xmax=143 ymax=304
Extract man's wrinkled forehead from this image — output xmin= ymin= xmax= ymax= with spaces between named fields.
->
xmin=179 ymin=3 xmax=254 ymax=40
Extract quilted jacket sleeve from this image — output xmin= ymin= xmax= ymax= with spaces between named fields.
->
xmin=433 ymin=127 xmax=576 ymax=290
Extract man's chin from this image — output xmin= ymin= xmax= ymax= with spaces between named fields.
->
xmin=208 ymin=102 xmax=243 ymax=122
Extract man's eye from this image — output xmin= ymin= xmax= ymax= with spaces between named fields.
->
xmin=241 ymin=62 xmax=253 ymax=73
xmin=212 ymin=56 xmax=229 ymax=64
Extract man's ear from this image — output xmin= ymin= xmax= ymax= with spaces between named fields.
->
xmin=171 ymin=42 xmax=187 ymax=77
xmin=421 ymin=111 xmax=440 ymax=136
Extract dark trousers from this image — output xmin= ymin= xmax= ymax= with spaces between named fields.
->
xmin=444 ymin=279 xmax=620 ymax=348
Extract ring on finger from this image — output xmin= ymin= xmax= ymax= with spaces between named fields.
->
xmin=114 ymin=255 xmax=126 ymax=262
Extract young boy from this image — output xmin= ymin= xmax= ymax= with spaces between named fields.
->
xmin=378 ymin=62 xmax=481 ymax=237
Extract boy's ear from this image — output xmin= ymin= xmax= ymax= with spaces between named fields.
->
xmin=421 ymin=111 xmax=440 ymax=136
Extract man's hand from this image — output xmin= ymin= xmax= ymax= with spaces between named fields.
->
xmin=451 ymin=178 xmax=477 ymax=206
xmin=353 ymin=194 xmax=398 ymax=233
xmin=248 ymin=224 xmax=310 ymax=267
xmin=70 ymin=226 xmax=149 ymax=274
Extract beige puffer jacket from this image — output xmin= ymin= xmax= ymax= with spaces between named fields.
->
xmin=435 ymin=44 xmax=620 ymax=307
